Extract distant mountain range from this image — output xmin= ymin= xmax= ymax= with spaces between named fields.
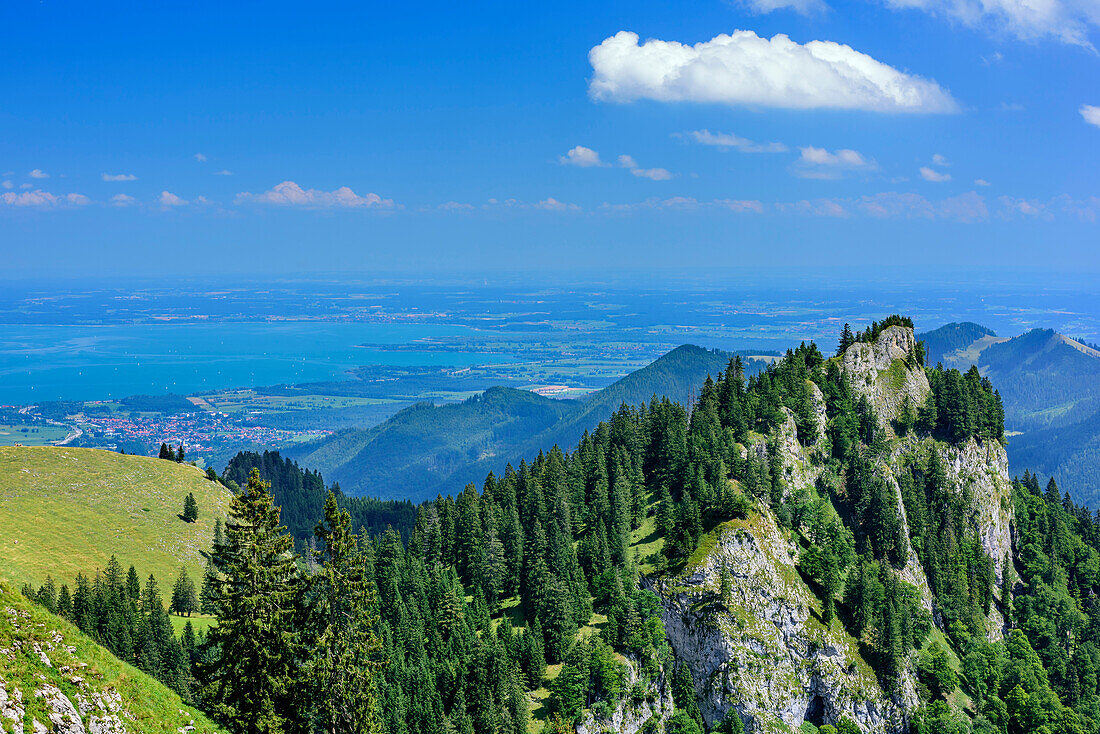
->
xmin=288 ymin=344 xmax=767 ymax=501
xmin=919 ymin=322 xmax=1100 ymax=502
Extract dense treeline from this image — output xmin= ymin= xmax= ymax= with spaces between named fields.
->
xmin=222 ymin=450 xmax=417 ymax=545
xmin=918 ymin=365 xmax=1006 ymax=445
xmin=23 ymin=560 xmax=204 ymax=702
xmin=908 ymin=471 xmax=1100 ymax=734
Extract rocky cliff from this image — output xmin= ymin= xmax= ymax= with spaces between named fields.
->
xmin=576 ymin=658 xmax=674 ymax=734
xmin=651 ymin=508 xmax=914 ymax=734
xmin=647 ymin=327 xmax=1014 ymax=733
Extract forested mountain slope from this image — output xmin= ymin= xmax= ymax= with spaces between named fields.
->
xmin=918 ymin=323 xmax=1100 ymax=503
xmin=287 ymin=344 xmax=764 ymax=501
xmin=13 ymin=318 xmax=1100 ymax=734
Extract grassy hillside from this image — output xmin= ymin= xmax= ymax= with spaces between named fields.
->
xmin=289 ymin=344 xmax=756 ymax=500
xmin=0 ymin=446 xmax=232 ymax=590
xmin=0 ymin=580 xmax=217 ymax=733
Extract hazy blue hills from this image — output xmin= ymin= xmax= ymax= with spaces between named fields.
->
xmin=918 ymin=322 xmax=1100 ymax=503
xmin=288 ymin=344 xmax=763 ymax=500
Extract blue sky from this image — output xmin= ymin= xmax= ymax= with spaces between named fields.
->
xmin=1 ymin=0 xmax=1098 ymax=276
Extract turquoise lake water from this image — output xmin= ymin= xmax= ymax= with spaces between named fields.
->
xmin=0 ymin=322 xmax=511 ymax=404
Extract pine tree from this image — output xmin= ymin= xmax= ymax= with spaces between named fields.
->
xmin=170 ymin=567 xmax=197 ymax=616
xmin=182 ymin=492 xmax=198 ymax=523
xmin=305 ymin=492 xmax=383 ymax=734
xmin=837 ymin=323 xmax=855 ymax=356
xmin=176 ymin=443 xmax=185 ymax=462
xmin=201 ymin=468 xmax=302 ymax=734
xmin=159 ymin=442 xmax=171 ymax=460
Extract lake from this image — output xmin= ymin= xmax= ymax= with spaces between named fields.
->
xmin=0 ymin=322 xmax=513 ymax=404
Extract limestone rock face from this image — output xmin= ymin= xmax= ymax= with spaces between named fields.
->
xmin=34 ymin=683 xmax=86 ymax=734
xmin=1 ymin=680 xmax=26 ymax=734
xmin=937 ymin=437 xmax=1013 ymax=586
xmin=747 ymin=407 xmax=823 ymax=503
xmin=576 ymin=658 xmax=674 ymax=734
xmin=652 ymin=509 xmax=914 ymax=734
xmin=842 ymin=327 xmax=930 ymax=430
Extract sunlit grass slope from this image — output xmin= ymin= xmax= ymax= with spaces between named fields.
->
xmin=0 ymin=446 xmax=232 ymax=589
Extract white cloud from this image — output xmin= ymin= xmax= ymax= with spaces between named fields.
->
xmin=235 ymin=181 xmax=395 ymax=209
xmin=588 ymin=30 xmax=958 ymax=113
xmin=794 ymin=146 xmax=875 ymax=178
xmin=111 ymin=194 xmax=136 ymax=207
xmin=194 ymin=153 xmax=207 ymax=162
xmin=102 ymin=173 xmax=137 ymax=182
xmin=715 ymin=199 xmax=766 ymax=213
xmin=438 ymin=201 xmax=474 ymax=211
xmin=1 ymin=189 xmax=89 ymax=207
xmin=214 ymin=169 xmax=233 ymax=176
xmin=880 ymin=0 xmax=1100 ymax=46
xmin=997 ymin=102 xmax=1025 ymax=112
xmin=975 ymin=178 xmax=991 ymax=186
xmin=602 ymin=196 xmax=762 ymax=213
xmin=615 ymin=154 xmax=674 ymax=181
xmin=1081 ymin=105 xmax=1100 ymax=128
xmin=159 ymin=191 xmax=188 ymax=207
xmin=534 ymin=197 xmax=581 ymax=211
xmin=999 ymin=196 xmax=1051 ymax=218
xmin=561 ymin=146 xmax=605 ymax=167
xmin=28 ymin=169 xmax=49 ymax=179
xmin=920 ymin=166 xmax=952 ymax=182
xmin=778 ymin=198 xmax=850 ymax=217
xmin=681 ymin=129 xmax=788 ymax=153
xmin=780 ymin=191 xmax=987 ymax=221
xmin=931 ymin=153 xmax=950 ymax=166
xmin=1 ymin=181 xmax=11 ymax=189
xmin=630 ymin=166 xmax=674 ymax=181
xmin=731 ymin=0 xmax=828 ymax=15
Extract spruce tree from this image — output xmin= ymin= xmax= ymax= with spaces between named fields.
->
xmin=201 ymin=468 xmax=302 ymax=734
xmin=305 ymin=492 xmax=383 ymax=734
xmin=182 ymin=492 xmax=198 ymax=523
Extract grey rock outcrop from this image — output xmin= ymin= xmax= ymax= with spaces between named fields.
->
xmin=652 ymin=508 xmax=914 ymax=734
xmin=842 ymin=326 xmax=930 ymax=430
xmin=576 ymin=659 xmax=674 ymax=734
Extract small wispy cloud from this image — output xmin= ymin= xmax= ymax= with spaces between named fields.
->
xmin=920 ymin=166 xmax=951 ymax=182
xmin=730 ymin=0 xmax=828 ymax=14
xmin=615 ymin=154 xmax=673 ymax=181
xmin=102 ymin=173 xmax=137 ymax=182
xmin=194 ymin=153 xmax=208 ymax=162
xmin=1 ymin=190 xmax=89 ymax=207
xmin=111 ymin=193 xmax=136 ymax=207
xmin=560 ymin=146 xmax=605 ymax=167
xmin=534 ymin=197 xmax=582 ymax=211
xmin=438 ymin=201 xmax=474 ymax=211
xmin=159 ymin=191 xmax=188 ymax=207
xmin=236 ymin=181 xmax=395 ymax=209
xmin=680 ymin=129 xmax=788 ymax=153
xmin=974 ymin=178 xmax=991 ymax=187
xmin=793 ymin=147 xmax=875 ymax=179
xmin=28 ymin=169 xmax=49 ymax=179
xmin=214 ymin=169 xmax=233 ymax=176
xmin=931 ymin=153 xmax=950 ymax=167
xmin=1081 ymin=105 xmax=1100 ymax=128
